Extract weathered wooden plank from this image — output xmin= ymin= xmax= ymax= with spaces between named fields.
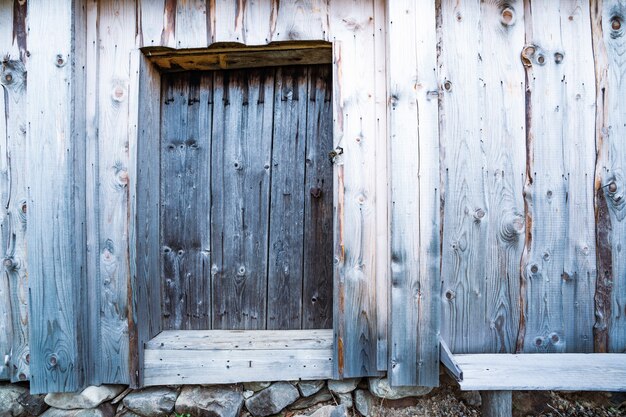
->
xmin=144 ymin=348 xmax=333 ymax=385
xmin=439 ymin=338 xmax=463 ymax=382
xmin=387 ymin=0 xmax=439 ymax=386
xmin=175 ymin=0 xmax=208 ymax=49
xmin=270 ymin=0 xmax=329 ymax=42
xmin=267 ymin=66 xmax=308 ymax=330
xmin=592 ymin=0 xmax=626 ymax=354
xmin=129 ymin=53 xmax=163 ymax=388
xmin=481 ymin=391 xmax=512 ymax=417
xmin=373 ymin=0 xmax=388 ymax=372
xmin=161 ymin=72 xmax=212 ymax=330
xmin=139 ymin=0 xmax=166 ymax=47
xmin=302 ymin=65 xmax=333 ymax=330
xmin=439 ymin=0 xmax=525 ymax=356
xmin=26 ymin=0 xmax=88 ymax=393
xmin=455 ymin=353 xmax=626 ymax=391
xmin=213 ymin=0 xmax=244 ymax=43
xmin=211 ymin=68 xmax=275 ymax=330
xmin=144 ymin=43 xmax=333 ymax=73
xmin=520 ymin=1 xmax=596 ymax=353
xmin=0 ymin=57 xmax=29 ymax=383
xmin=329 ymin=0 xmax=380 ymax=379
xmin=147 ymin=329 xmax=333 ymax=350
xmin=96 ymin=0 xmax=136 ymax=383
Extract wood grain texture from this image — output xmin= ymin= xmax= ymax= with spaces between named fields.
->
xmin=211 ymin=68 xmax=275 ymax=330
xmin=520 ymin=0 xmax=596 ymax=353
xmin=161 ymin=72 xmax=212 ymax=330
xmin=267 ymin=66 xmax=308 ymax=330
xmin=96 ymin=0 xmax=136 ymax=384
xmin=270 ymin=0 xmax=329 ymax=42
xmin=139 ymin=0 xmax=167 ymax=47
xmin=592 ymin=0 xmax=626 ymax=354
xmin=439 ymin=0 xmax=525 ymax=356
xmin=456 ymin=353 xmax=626 ymax=391
xmin=175 ymin=0 xmax=208 ymax=49
xmin=302 ymin=65 xmax=333 ymax=329
xmin=0 ymin=57 xmax=29 ymax=383
xmin=26 ymin=0 xmax=88 ymax=393
xmin=481 ymin=391 xmax=512 ymax=417
xmin=129 ymin=54 xmax=163 ymax=388
xmin=387 ymin=0 xmax=440 ymax=386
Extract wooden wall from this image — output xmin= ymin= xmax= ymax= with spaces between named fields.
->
xmin=1 ymin=0 xmax=626 ymax=393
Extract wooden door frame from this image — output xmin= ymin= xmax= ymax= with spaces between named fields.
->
xmin=128 ymin=42 xmax=338 ymax=388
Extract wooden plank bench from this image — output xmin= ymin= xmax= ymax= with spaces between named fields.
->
xmin=440 ymin=341 xmax=626 ymax=416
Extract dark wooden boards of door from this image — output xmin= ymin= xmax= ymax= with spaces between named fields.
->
xmin=160 ymin=65 xmax=333 ymax=331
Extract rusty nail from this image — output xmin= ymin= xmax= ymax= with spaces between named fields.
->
xmin=609 ymin=182 xmax=618 ymax=193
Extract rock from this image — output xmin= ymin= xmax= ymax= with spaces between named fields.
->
xmin=0 ymin=384 xmax=28 ymax=416
xmin=45 ymin=385 xmax=126 ymax=410
xmin=243 ymin=390 xmax=254 ymax=399
xmin=298 ymin=380 xmax=325 ymax=397
xmin=461 ymin=391 xmax=481 ymax=407
xmin=335 ymin=393 xmax=353 ymax=409
xmin=290 ymin=389 xmax=333 ymax=410
xmin=328 ymin=379 xmax=359 ymax=394
xmin=175 ymin=385 xmax=244 ymax=417
xmin=354 ymin=390 xmax=374 ymax=416
xmin=368 ymin=378 xmax=431 ymax=400
xmin=41 ymin=403 xmax=115 ymax=417
xmin=243 ymin=382 xmax=271 ymax=392
xmin=123 ymin=386 xmax=178 ymax=416
xmin=18 ymin=391 xmax=49 ymax=416
xmin=117 ymin=412 xmax=143 ymax=417
xmin=294 ymin=404 xmax=348 ymax=417
xmin=245 ymin=382 xmax=299 ymax=417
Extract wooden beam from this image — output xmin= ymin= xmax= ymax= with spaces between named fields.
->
xmin=143 ymin=42 xmax=332 ymax=72
xmin=439 ymin=338 xmax=462 ymax=382
xmin=386 ymin=0 xmax=440 ymax=387
xmin=26 ymin=0 xmax=88 ymax=393
xmin=481 ymin=391 xmax=512 ymax=417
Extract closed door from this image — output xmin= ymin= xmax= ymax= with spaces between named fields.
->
xmin=160 ymin=65 xmax=333 ymax=331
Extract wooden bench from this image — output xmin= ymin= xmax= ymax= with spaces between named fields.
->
xmin=440 ymin=340 xmax=626 ymax=417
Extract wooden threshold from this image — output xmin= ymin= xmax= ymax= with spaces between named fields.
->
xmin=143 ymin=329 xmax=333 ymax=386
xmin=447 ymin=353 xmax=626 ymax=391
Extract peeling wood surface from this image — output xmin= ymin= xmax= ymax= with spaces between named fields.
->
xmin=387 ymin=0 xmax=440 ymax=386
xmin=439 ymin=0 xmax=526 ymax=354
xmin=593 ymin=0 xmax=626 ymax=354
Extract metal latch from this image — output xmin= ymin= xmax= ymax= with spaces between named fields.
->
xmin=328 ymin=147 xmax=344 ymax=163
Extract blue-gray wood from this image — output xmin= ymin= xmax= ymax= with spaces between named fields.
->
xmin=0 ymin=58 xmax=30 ymax=383
xmin=129 ymin=54 xmax=163 ymax=387
xmin=26 ymin=0 xmax=89 ymax=393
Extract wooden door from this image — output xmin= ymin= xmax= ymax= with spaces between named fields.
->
xmin=159 ymin=65 xmax=333 ymax=331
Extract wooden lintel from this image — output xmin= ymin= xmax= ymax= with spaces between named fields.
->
xmin=142 ymin=42 xmax=332 ymax=72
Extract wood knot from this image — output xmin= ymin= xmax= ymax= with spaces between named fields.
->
xmin=521 ymin=45 xmax=537 ymax=68
xmin=500 ymin=7 xmax=515 ymax=26
xmin=48 ymin=354 xmax=58 ymax=366
xmin=444 ymin=290 xmax=455 ymax=300
xmin=55 ymin=54 xmax=66 ymax=67
xmin=554 ymin=52 xmax=564 ymax=64
xmin=473 ymin=208 xmax=485 ymax=220
xmin=611 ymin=16 xmax=622 ymax=31
xmin=112 ymin=84 xmax=127 ymax=102
xmin=443 ymin=80 xmax=452 ymax=92
xmin=530 ymin=264 xmax=539 ymax=274
xmin=3 ymin=258 xmax=14 ymax=269
xmin=608 ymin=181 xmax=617 ymax=193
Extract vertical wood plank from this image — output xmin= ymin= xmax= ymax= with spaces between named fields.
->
xmin=1 ymin=57 xmax=30 ymax=383
xmin=270 ymin=0 xmax=329 ymax=42
xmin=139 ymin=0 xmax=166 ymax=47
xmin=129 ymin=53 xmax=162 ymax=388
xmin=96 ymin=0 xmax=136 ymax=383
xmin=387 ymin=0 xmax=440 ymax=386
xmin=211 ymin=68 xmax=275 ymax=330
xmin=175 ymin=0 xmax=209 ymax=49
xmin=520 ymin=0 xmax=596 ymax=353
xmin=439 ymin=0 xmax=526 ymax=355
xmin=592 ymin=0 xmax=626 ymax=353
xmin=302 ymin=65 xmax=333 ymax=329
xmin=267 ymin=66 xmax=308 ymax=330
xmin=329 ymin=0 xmax=380 ymax=378
xmin=26 ymin=0 xmax=88 ymax=393
xmin=161 ymin=72 xmax=212 ymax=330
xmin=213 ymin=0 xmax=245 ymax=43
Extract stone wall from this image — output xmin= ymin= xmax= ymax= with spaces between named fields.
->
xmin=0 ymin=378 xmax=431 ymax=417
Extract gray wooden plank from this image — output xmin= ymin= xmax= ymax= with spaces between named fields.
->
xmin=0 ymin=57 xmax=29 ymax=382
xmin=455 ymin=353 xmax=626 ymax=391
xmin=161 ymin=72 xmax=212 ymax=331
xmin=267 ymin=66 xmax=308 ymax=330
xmin=211 ymin=68 xmax=275 ymax=330
xmin=175 ymin=0 xmax=208 ymax=49
xmin=144 ymin=348 xmax=333 ymax=386
xmin=592 ymin=0 xmax=626 ymax=354
xmin=302 ymin=65 xmax=333 ymax=330
xmin=129 ymin=53 xmax=163 ymax=388
xmin=439 ymin=0 xmax=525 ymax=356
xmin=138 ymin=0 xmax=166 ymax=47
xmin=328 ymin=0 xmax=381 ymax=379
xmin=26 ymin=0 xmax=88 ymax=393
xmin=387 ymin=0 xmax=440 ymax=386
xmin=146 ymin=329 xmax=333 ymax=350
